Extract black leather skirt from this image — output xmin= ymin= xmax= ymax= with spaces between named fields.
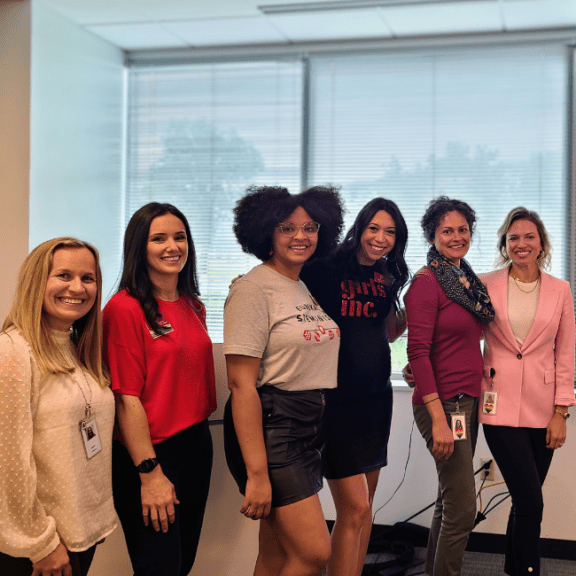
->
xmin=224 ymin=385 xmax=326 ymax=507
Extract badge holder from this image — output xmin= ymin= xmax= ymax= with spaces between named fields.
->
xmin=482 ymin=391 xmax=498 ymax=414
xmin=482 ymin=367 xmax=498 ymax=415
xmin=451 ymin=412 xmax=466 ymax=441
xmin=79 ymin=406 xmax=102 ymax=459
xmin=450 ymin=398 xmax=466 ymax=441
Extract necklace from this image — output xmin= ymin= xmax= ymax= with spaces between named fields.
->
xmin=73 ymin=369 xmax=93 ymax=420
xmin=510 ymin=274 xmax=540 ymax=294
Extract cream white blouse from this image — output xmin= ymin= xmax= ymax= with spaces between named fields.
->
xmin=507 ymin=275 xmax=540 ymax=347
xmin=0 ymin=328 xmax=117 ymax=563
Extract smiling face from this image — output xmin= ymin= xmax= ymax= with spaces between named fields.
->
xmin=146 ymin=213 xmax=188 ymax=282
xmin=42 ymin=247 xmax=98 ymax=331
xmin=271 ymin=206 xmax=318 ymax=279
xmin=506 ymin=219 xmax=542 ymax=272
xmin=358 ymin=210 xmax=396 ymax=265
xmin=432 ymin=210 xmax=471 ymax=266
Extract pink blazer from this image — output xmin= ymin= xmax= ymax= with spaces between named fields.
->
xmin=479 ymin=268 xmax=575 ymax=428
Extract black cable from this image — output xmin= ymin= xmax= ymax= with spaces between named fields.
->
xmin=477 ymin=474 xmax=487 ymax=494
xmin=403 ymin=501 xmax=435 ymax=524
xmin=400 ymin=459 xmax=494 ymax=525
xmin=365 ymin=421 xmax=417 ymax=575
xmin=366 ymin=438 xmax=502 ymax=572
xmin=372 ymin=420 xmax=415 ymax=523
xmin=483 ymin=490 xmax=510 ymax=511
xmin=483 ymin=493 xmax=511 ymax=516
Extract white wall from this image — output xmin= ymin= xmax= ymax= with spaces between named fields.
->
xmin=92 ymin=353 xmax=576 ymax=575
xmin=320 ymin=385 xmax=576 ymax=541
xmin=0 ymin=0 xmax=31 ymax=320
xmin=29 ymin=0 xmax=125 ymax=300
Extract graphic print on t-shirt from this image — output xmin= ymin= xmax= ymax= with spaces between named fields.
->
xmin=340 ymin=271 xmax=388 ymax=319
xmin=296 ymin=302 xmax=341 ymax=342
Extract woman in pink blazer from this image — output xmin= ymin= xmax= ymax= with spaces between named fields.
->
xmin=480 ymin=207 xmax=575 ymax=576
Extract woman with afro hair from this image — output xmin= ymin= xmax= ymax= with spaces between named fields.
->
xmin=223 ymin=185 xmax=344 ymax=576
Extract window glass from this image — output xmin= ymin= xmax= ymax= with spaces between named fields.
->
xmin=127 ymin=60 xmax=304 ymax=339
xmin=309 ymin=45 xmax=567 ymax=371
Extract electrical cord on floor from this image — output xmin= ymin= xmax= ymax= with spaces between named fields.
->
xmin=477 ymin=479 xmax=507 ymax=516
xmin=476 ymin=475 xmax=487 ymax=512
xmin=363 ymin=421 xmax=417 ymax=575
xmin=364 ymin=445 xmax=511 ymax=574
xmin=372 ymin=420 xmax=415 ymax=525
xmin=398 ymin=461 xmax=489 ymax=526
xmin=482 ymin=491 xmax=511 ymax=516
xmin=474 ymin=459 xmax=510 ymax=527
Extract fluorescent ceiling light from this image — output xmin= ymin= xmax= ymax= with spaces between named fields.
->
xmin=259 ymin=0 xmax=490 ymax=14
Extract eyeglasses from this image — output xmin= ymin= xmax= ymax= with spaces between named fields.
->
xmin=277 ymin=222 xmax=321 ymax=238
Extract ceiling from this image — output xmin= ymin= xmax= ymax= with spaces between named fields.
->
xmin=39 ymin=0 xmax=576 ymax=52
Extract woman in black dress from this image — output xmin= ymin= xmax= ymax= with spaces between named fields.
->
xmin=301 ymin=198 xmax=409 ymax=576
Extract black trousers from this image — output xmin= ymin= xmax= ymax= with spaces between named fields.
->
xmin=112 ymin=420 xmax=213 ymax=576
xmin=0 ymin=546 xmax=96 ymax=576
xmin=483 ymin=424 xmax=554 ymax=576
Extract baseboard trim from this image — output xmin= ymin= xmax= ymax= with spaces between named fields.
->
xmin=326 ymin=521 xmax=576 ymax=561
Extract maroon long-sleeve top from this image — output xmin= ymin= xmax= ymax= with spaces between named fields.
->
xmin=405 ymin=267 xmax=484 ymax=405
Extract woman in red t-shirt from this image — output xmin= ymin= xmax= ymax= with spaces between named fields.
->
xmin=103 ymin=203 xmax=217 ymax=576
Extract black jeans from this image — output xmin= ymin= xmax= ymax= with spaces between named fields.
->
xmin=112 ymin=420 xmax=213 ymax=576
xmin=0 ymin=546 xmax=96 ymax=576
xmin=483 ymin=424 xmax=554 ymax=576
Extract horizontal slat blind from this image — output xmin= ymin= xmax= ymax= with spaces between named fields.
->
xmin=126 ymin=60 xmax=304 ymax=340
xmin=309 ymin=44 xmax=567 ymax=278
xmin=309 ymin=44 xmax=567 ymax=371
xmin=126 ymin=44 xmax=568 ymax=347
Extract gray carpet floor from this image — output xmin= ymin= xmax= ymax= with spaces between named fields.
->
xmin=364 ymin=547 xmax=576 ymax=576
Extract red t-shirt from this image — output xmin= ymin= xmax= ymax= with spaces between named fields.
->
xmin=405 ymin=268 xmax=484 ymax=404
xmin=103 ymin=290 xmax=217 ymax=443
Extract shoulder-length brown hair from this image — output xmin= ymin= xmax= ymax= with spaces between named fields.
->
xmin=496 ymin=207 xmax=551 ymax=270
xmin=2 ymin=237 xmax=107 ymax=385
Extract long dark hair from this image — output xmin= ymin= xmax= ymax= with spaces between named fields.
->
xmin=336 ymin=198 xmax=409 ymax=307
xmin=119 ymin=202 xmax=199 ymax=334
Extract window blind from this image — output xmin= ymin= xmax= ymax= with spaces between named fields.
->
xmin=309 ymin=44 xmax=568 ymax=369
xmin=126 ymin=44 xmax=568 ymax=348
xmin=126 ymin=60 xmax=304 ymax=340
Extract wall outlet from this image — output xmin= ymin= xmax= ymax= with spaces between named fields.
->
xmin=479 ymin=457 xmax=496 ymax=481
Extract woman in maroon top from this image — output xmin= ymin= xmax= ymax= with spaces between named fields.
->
xmin=405 ymin=196 xmax=494 ymax=576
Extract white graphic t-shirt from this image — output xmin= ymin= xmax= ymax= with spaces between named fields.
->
xmin=224 ymin=264 xmax=340 ymax=391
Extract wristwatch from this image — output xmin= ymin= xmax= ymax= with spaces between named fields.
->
xmin=136 ymin=458 xmax=159 ymax=473
xmin=555 ymin=409 xmax=570 ymax=419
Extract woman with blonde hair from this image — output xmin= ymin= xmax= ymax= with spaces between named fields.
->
xmin=480 ymin=207 xmax=575 ymax=576
xmin=0 ymin=237 xmax=117 ymax=576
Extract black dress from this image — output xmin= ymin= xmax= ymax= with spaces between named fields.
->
xmin=301 ymin=258 xmax=394 ymax=480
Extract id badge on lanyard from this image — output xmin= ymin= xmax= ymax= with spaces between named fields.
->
xmin=450 ymin=397 xmax=466 ymax=441
xmin=482 ymin=367 xmax=498 ymax=415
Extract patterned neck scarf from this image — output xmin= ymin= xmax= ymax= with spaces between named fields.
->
xmin=427 ymin=245 xmax=495 ymax=324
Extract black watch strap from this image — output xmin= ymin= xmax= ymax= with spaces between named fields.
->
xmin=137 ymin=457 xmax=158 ymax=473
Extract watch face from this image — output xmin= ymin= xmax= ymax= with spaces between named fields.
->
xmin=138 ymin=458 xmax=157 ymax=473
